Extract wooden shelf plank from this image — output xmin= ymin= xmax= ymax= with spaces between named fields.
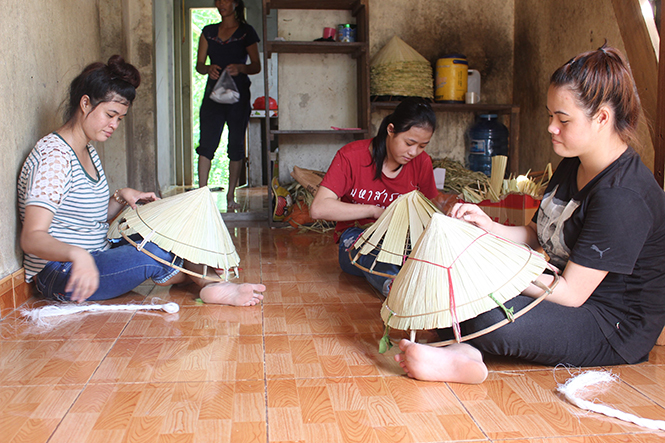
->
xmin=371 ymin=101 xmax=518 ymax=114
xmin=266 ymin=41 xmax=366 ymax=56
xmin=270 ymin=129 xmax=369 ymax=135
xmin=266 ymin=0 xmax=363 ymax=11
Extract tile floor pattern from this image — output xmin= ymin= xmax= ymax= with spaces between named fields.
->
xmin=1 ymin=226 xmax=665 ymax=442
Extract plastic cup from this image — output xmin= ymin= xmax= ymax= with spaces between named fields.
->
xmin=465 ymin=92 xmax=480 ymax=104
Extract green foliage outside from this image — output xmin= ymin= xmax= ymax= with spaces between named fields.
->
xmin=191 ymin=8 xmax=229 ymax=188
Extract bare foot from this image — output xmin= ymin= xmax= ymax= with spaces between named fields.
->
xmin=227 ymin=200 xmax=241 ymax=210
xmin=199 ymin=282 xmax=266 ymax=306
xmin=394 ymin=339 xmax=488 ymax=384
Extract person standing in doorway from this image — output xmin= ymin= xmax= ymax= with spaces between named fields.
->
xmin=196 ymin=0 xmax=261 ymax=209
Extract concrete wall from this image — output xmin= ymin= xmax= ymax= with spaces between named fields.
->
xmin=514 ymin=0 xmax=652 ymax=172
xmin=155 ymin=0 xmax=178 ymax=192
xmin=1 ymin=1 xmax=102 ymax=277
xmin=0 ymin=0 xmax=159 ymax=279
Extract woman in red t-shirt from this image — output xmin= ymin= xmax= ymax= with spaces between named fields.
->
xmin=310 ymin=97 xmax=438 ymax=296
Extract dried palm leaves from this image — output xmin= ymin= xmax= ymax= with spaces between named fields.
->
xmin=107 ymin=187 xmax=240 ymax=281
xmin=370 ymin=36 xmax=433 ymax=99
xmin=350 ymin=190 xmax=441 ymax=276
xmin=432 ymin=157 xmax=553 ymax=203
xmin=380 ymin=212 xmax=557 ymax=349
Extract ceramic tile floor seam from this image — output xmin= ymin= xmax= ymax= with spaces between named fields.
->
xmin=601 ymin=366 xmax=665 ymax=413
xmin=469 ymin=365 xmax=665 ymax=441
xmin=444 ymin=380 xmax=493 ymax=442
xmin=258 ymin=226 xmax=277 ymax=443
xmin=35 ymin=306 xmax=144 ymax=442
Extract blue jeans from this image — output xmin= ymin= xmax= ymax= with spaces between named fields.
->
xmin=34 ymin=236 xmax=183 ymax=301
xmin=338 ymin=227 xmax=401 ymax=296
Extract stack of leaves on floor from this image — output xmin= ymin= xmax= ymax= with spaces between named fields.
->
xmin=285 ymin=166 xmax=335 ymax=233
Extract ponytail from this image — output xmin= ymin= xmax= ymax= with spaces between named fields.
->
xmin=550 ymin=43 xmax=641 ymax=147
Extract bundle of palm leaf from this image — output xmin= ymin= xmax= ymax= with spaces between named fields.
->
xmin=370 ymin=36 xmax=433 ymax=99
xmin=432 ymin=157 xmax=552 ymax=203
xmin=431 ymin=157 xmax=492 ymax=203
xmin=284 ymin=182 xmax=335 ymax=233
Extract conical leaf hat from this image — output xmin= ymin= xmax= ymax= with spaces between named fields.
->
xmin=371 ymin=35 xmax=429 ymax=66
xmin=107 ymin=187 xmax=240 ymax=270
xmin=381 ymin=212 xmax=549 ymax=339
xmin=107 ymin=206 xmax=135 ymax=239
xmin=350 ymin=190 xmax=441 ymax=273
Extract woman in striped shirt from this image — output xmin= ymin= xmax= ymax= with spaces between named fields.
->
xmin=18 ymin=55 xmax=265 ymax=305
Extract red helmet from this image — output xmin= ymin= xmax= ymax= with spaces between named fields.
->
xmin=252 ymin=96 xmax=278 ymax=110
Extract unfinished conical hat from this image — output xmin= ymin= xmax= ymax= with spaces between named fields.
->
xmin=381 ymin=212 xmax=549 ymax=341
xmin=350 ymin=190 xmax=441 ymax=274
xmin=371 ymin=35 xmax=429 ymax=66
xmin=107 ymin=187 xmax=240 ymax=270
xmin=107 ymin=205 xmax=136 ymax=239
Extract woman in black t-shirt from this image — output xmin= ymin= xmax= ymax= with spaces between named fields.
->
xmin=393 ymin=45 xmax=665 ymax=384
xmin=195 ymin=0 xmax=261 ymax=209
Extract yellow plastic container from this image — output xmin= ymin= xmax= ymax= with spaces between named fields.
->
xmin=435 ymin=54 xmax=468 ymax=103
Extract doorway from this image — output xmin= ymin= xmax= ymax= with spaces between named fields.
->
xmin=175 ymin=0 xmax=274 ymax=217
xmin=190 ymin=6 xmax=231 ymax=192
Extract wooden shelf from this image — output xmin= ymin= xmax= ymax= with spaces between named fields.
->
xmin=270 ymin=129 xmax=369 ymax=135
xmin=262 ymin=0 xmax=370 ymax=226
xmin=372 ymin=100 xmax=521 ymax=175
xmin=371 ymin=101 xmax=518 ymax=114
xmin=265 ymin=0 xmax=365 ymax=13
xmin=266 ymin=41 xmax=366 ymax=58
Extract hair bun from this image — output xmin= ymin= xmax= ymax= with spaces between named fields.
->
xmin=107 ymin=55 xmax=141 ymax=89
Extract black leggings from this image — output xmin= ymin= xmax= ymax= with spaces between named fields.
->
xmin=437 ymin=296 xmax=633 ymax=367
xmin=196 ymin=87 xmax=251 ymax=162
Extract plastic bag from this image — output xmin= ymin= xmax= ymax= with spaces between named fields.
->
xmin=210 ymin=69 xmax=240 ymax=104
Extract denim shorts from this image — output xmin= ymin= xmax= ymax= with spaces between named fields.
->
xmin=34 ymin=238 xmax=183 ymax=301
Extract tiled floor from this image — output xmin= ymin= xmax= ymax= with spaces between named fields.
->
xmin=2 ymin=190 xmax=665 ymax=442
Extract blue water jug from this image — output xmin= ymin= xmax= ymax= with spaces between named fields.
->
xmin=466 ymin=114 xmax=509 ymax=176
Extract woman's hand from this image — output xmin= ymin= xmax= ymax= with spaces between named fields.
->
xmin=448 ymin=202 xmax=495 ymax=232
xmin=448 ymin=202 xmax=541 ymax=250
xmin=117 ymin=188 xmax=159 ymax=209
xmin=21 ymin=205 xmax=102 ymax=303
xmin=207 ymin=64 xmax=222 ymax=80
xmin=66 ymin=249 xmax=100 ymax=303
xmin=372 ymin=205 xmax=385 ymax=219
xmin=310 ymin=186 xmax=385 ymax=222
xmin=225 ymin=64 xmax=243 ymax=76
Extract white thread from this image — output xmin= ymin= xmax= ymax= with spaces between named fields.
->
xmin=558 ymin=370 xmax=665 ymax=430
xmin=21 ymin=302 xmax=180 ymax=322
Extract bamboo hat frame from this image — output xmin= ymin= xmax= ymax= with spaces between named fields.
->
xmin=381 ymin=212 xmax=559 ymax=348
xmin=350 ymin=190 xmax=441 ymax=277
xmin=107 ymin=187 xmax=240 ymax=281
